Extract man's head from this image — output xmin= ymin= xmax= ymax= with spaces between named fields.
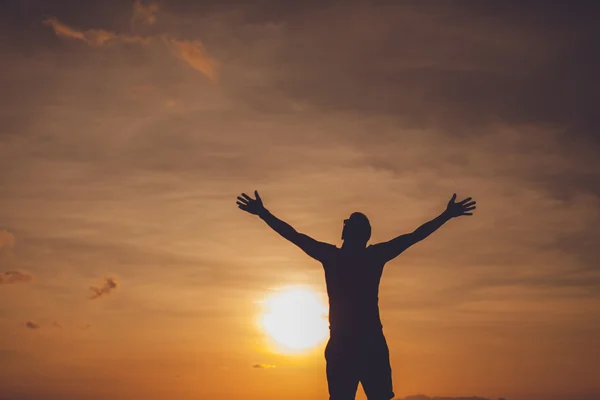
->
xmin=341 ymin=212 xmax=371 ymax=245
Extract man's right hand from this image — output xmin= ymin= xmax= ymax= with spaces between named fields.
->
xmin=236 ymin=191 xmax=267 ymax=216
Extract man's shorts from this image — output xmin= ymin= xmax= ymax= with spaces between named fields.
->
xmin=325 ymin=331 xmax=395 ymax=400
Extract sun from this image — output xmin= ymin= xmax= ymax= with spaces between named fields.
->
xmin=258 ymin=286 xmax=329 ymax=354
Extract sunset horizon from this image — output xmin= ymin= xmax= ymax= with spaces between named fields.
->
xmin=1 ymin=1 xmax=599 ymax=400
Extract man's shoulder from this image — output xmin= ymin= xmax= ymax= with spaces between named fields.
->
xmin=366 ymin=244 xmax=389 ymax=264
xmin=327 ymin=245 xmax=381 ymax=258
xmin=324 ymin=243 xmax=340 ymax=257
xmin=366 ymin=244 xmax=380 ymax=255
xmin=366 ymin=243 xmax=387 ymax=255
xmin=319 ymin=244 xmax=339 ymax=265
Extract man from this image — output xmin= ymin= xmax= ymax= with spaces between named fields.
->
xmin=236 ymin=191 xmax=476 ymax=400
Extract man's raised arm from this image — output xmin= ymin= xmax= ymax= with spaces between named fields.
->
xmin=236 ymin=191 xmax=335 ymax=262
xmin=371 ymin=193 xmax=476 ymax=263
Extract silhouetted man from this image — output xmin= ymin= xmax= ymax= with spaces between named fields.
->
xmin=236 ymin=191 xmax=476 ymax=400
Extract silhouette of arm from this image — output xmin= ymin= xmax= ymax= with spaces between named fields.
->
xmin=372 ymin=194 xmax=476 ymax=263
xmin=372 ymin=211 xmax=451 ymax=262
xmin=236 ymin=191 xmax=335 ymax=262
xmin=258 ymin=209 xmax=334 ymax=261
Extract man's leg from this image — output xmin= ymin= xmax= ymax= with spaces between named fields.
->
xmin=360 ymin=333 xmax=395 ymax=400
xmin=325 ymin=337 xmax=360 ymax=400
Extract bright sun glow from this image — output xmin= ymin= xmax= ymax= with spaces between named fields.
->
xmin=258 ymin=287 xmax=329 ymax=353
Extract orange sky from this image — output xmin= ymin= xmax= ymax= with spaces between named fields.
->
xmin=1 ymin=1 xmax=600 ymax=400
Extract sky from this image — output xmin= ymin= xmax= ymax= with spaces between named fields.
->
xmin=1 ymin=1 xmax=600 ymax=399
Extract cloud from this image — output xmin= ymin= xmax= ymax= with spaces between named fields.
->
xmin=43 ymin=17 xmax=151 ymax=46
xmin=252 ymin=363 xmax=276 ymax=369
xmin=89 ymin=277 xmax=119 ymax=300
xmin=219 ymin=2 xmax=599 ymax=135
xmin=132 ymin=1 xmax=159 ymax=27
xmin=0 ymin=230 xmax=15 ymax=257
xmin=0 ymin=270 xmax=33 ymax=285
xmin=24 ymin=321 xmax=40 ymax=330
xmin=43 ymin=2 xmax=218 ymax=81
xmin=42 ymin=16 xmax=85 ymax=41
xmin=164 ymin=38 xmax=219 ymax=81
xmin=22 ymin=321 xmax=64 ymax=330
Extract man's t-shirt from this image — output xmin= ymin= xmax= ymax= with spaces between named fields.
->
xmin=320 ymin=245 xmax=387 ymax=337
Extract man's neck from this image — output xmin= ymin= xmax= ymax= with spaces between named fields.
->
xmin=340 ymin=241 xmax=367 ymax=251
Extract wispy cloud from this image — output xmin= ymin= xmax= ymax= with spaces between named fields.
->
xmin=252 ymin=363 xmax=276 ymax=369
xmin=43 ymin=17 xmax=152 ymax=46
xmin=42 ymin=16 xmax=85 ymax=41
xmin=0 ymin=270 xmax=34 ymax=285
xmin=24 ymin=321 xmax=40 ymax=330
xmin=89 ymin=277 xmax=119 ymax=300
xmin=165 ymin=38 xmax=219 ymax=81
xmin=43 ymin=1 xmax=217 ymax=81
xmin=132 ymin=0 xmax=159 ymax=28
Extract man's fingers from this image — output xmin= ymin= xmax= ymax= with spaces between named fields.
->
xmin=450 ymin=193 xmax=457 ymax=203
xmin=462 ymin=212 xmax=473 ymax=216
xmin=463 ymin=201 xmax=476 ymax=208
xmin=236 ymin=201 xmax=247 ymax=208
xmin=459 ymin=197 xmax=473 ymax=205
xmin=464 ymin=205 xmax=476 ymax=211
xmin=238 ymin=205 xmax=249 ymax=212
xmin=241 ymin=193 xmax=252 ymax=201
xmin=254 ymin=190 xmax=261 ymax=200
xmin=237 ymin=196 xmax=249 ymax=204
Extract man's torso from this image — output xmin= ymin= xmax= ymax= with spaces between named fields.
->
xmin=322 ymin=245 xmax=386 ymax=338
